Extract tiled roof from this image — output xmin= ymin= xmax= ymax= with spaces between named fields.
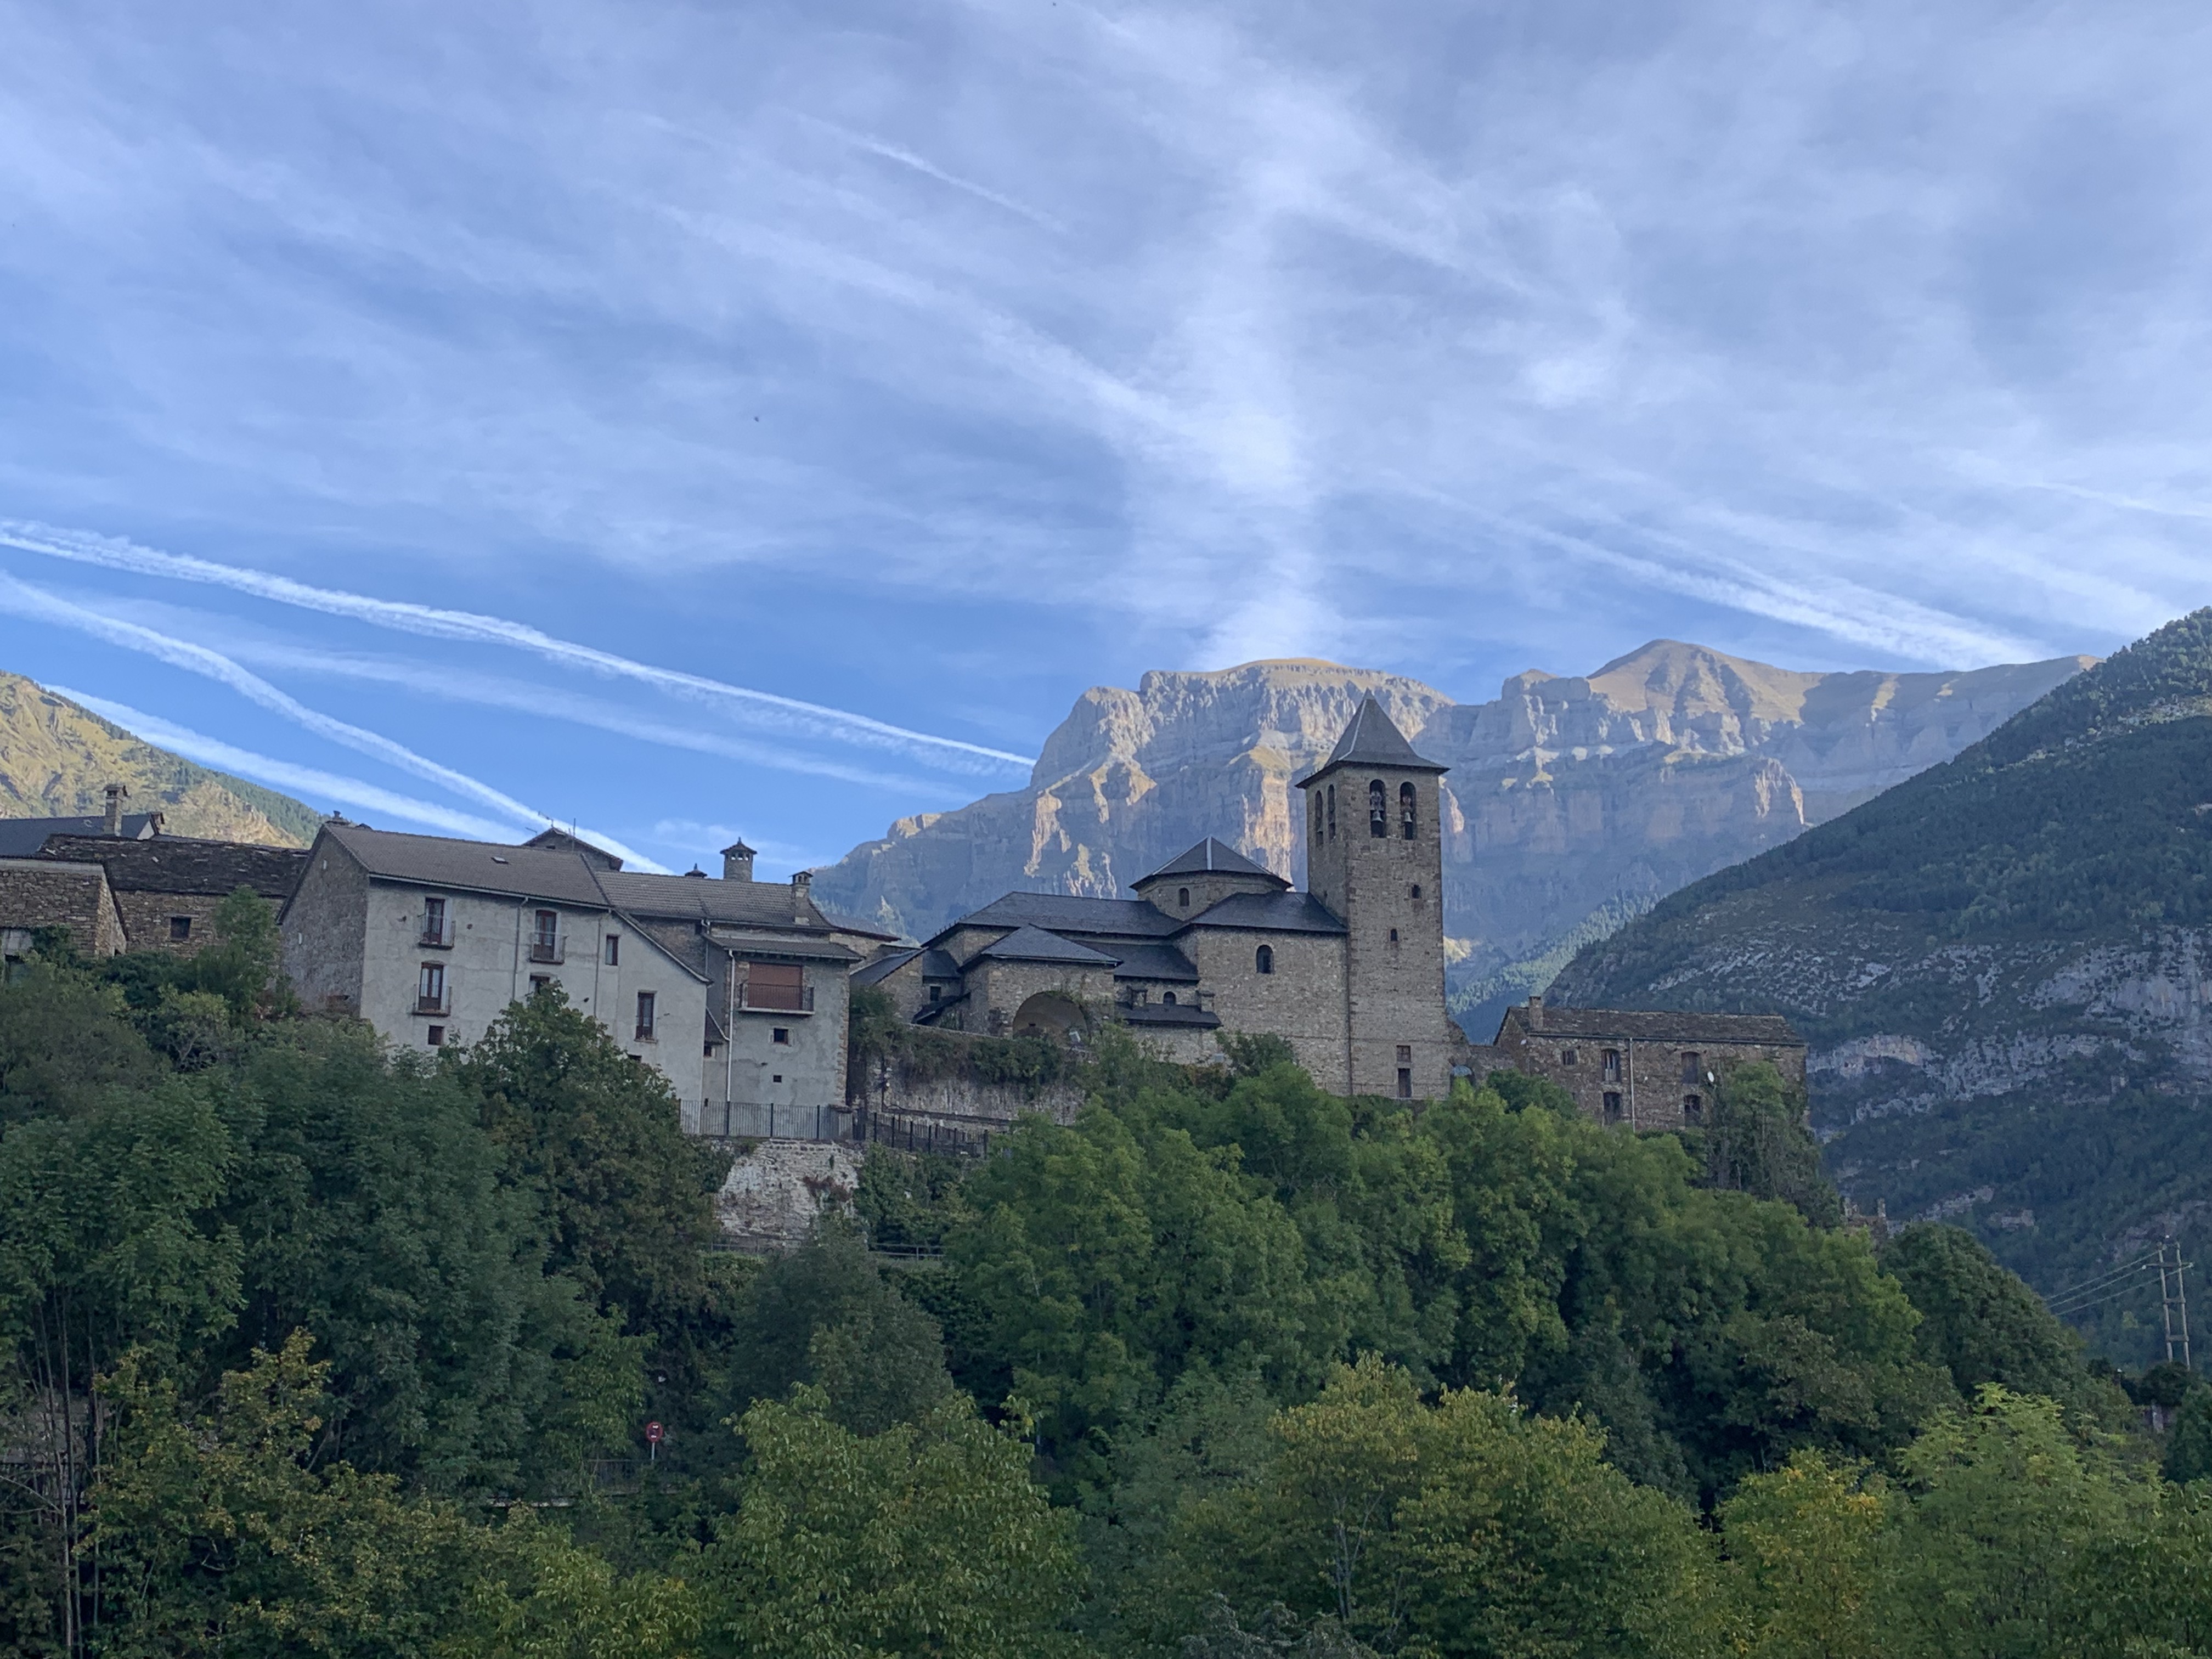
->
xmin=952 ymin=892 xmax=1184 ymax=939
xmin=1107 ymin=941 xmax=1201 ymax=983
xmin=818 ymin=907 xmax=902 ymax=943
xmin=519 ymin=827 xmax=624 ymax=869
xmin=1499 ymin=1003 xmax=1804 ymax=1046
xmin=1298 ymin=694 xmax=1447 ymax=783
xmin=1138 ymin=837 xmax=1284 ymax=885
xmin=599 ymin=869 xmax=830 ymax=929
xmin=970 ymin=925 xmax=1121 ymax=967
xmin=0 ymin=815 xmax=160 ymax=856
xmin=39 ymin=834 xmax=309 ymax=899
xmin=917 ymin=947 xmax=962 ymax=978
xmin=1179 ymin=891 xmax=1347 ymax=934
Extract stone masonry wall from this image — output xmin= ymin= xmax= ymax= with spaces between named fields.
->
xmin=1494 ymin=1026 xmax=1808 ymax=1130
xmin=1182 ymin=927 xmax=1348 ymax=1091
xmin=280 ymin=838 xmax=370 ymax=1014
xmin=0 ymin=860 xmax=124 ymax=957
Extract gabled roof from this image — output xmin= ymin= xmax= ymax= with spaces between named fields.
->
xmin=599 ymin=868 xmax=832 ymax=931
xmin=1178 ymin=891 xmax=1347 ymax=935
xmin=318 ymin=823 xmax=610 ymax=906
xmin=853 ymin=946 xmax=921 ymax=987
xmin=1297 ymin=695 xmax=1447 ymax=785
xmin=1137 ymin=837 xmax=1285 ymax=886
xmin=39 ymin=834 xmax=309 ymax=899
xmin=970 ymin=925 xmax=1121 ymax=967
xmin=950 ymin=892 xmax=1184 ymax=940
xmin=520 ymin=827 xmax=624 ymax=869
xmin=0 ymin=814 xmax=161 ymax=857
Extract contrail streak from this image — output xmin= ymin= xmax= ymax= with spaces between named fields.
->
xmin=53 ymin=690 xmax=530 ymax=841
xmin=0 ymin=570 xmax=661 ymax=868
xmin=0 ymin=520 xmax=1037 ymax=772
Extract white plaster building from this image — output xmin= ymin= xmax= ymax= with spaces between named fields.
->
xmin=281 ymin=822 xmax=858 ymax=1136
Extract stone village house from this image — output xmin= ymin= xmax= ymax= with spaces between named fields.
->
xmin=279 ymin=823 xmax=873 ymax=1137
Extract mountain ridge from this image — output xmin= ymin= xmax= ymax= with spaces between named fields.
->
xmin=0 ymin=672 xmax=320 ymax=845
xmin=811 ymin=640 xmax=2092 ymax=1035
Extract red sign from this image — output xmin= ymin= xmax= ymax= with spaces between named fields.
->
xmin=645 ymin=1420 xmax=664 ymax=1444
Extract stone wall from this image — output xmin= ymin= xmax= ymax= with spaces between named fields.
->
xmin=280 ymin=837 xmax=370 ymax=1014
xmin=1182 ymin=926 xmax=1347 ymax=1090
xmin=0 ymin=859 xmax=125 ymax=957
xmin=710 ymin=1137 xmax=865 ymax=1250
xmin=1493 ymin=1025 xmax=1808 ymax=1131
xmin=112 ymin=889 xmax=279 ymax=957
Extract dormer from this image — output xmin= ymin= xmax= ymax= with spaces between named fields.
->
xmin=1131 ymin=837 xmax=1289 ymax=917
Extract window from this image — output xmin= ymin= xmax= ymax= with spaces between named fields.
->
xmin=1604 ymin=1091 xmax=1624 ymax=1121
xmin=771 ymin=1074 xmax=783 ymax=1084
xmin=426 ymin=1025 xmax=445 ymax=1047
xmin=1389 ymin=928 xmax=1399 ymax=943
xmin=928 ymin=984 xmax=941 ymax=1001
xmin=635 ymin=990 xmax=656 ymax=1040
xmin=416 ymin=961 xmax=446 ymax=1013
xmin=421 ymin=896 xmax=448 ymax=945
xmin=1561 ymin=1048 xmax=1579 ymax=1066
xmin=1396 ymin=1068 xmax=1413 ymax=1099
xmin=1400 ymin=781 xmax=1417 ymax=840
xmin=1681 ymin=1051 xmax=1702 ymax=1084
xmin=169 ymin=915 xmax=191 ymax=942
xmin=529 ymin=974 xmax=551 ymax=995
xmin=1310 ymin=792 xmax=1324 ymax=843
xmin=1178 ymin=887 xmax=1190 ymax=909
xmin=1683 ymin=1093 xmax=1704 ymax=1124
xmin=772 ymin=1027 xmax=791 ymax=1045
xmin=1327 ymin=784 xmax=1336 ymax=839
xmin=1255 ymin=944 xmax=1274 ymax=975
xmin=1368 ymin=778 xmax=1387 ymax=837
xmin=530 ymin=909 xmax=561 ymax=963
xmin=1161 ymin=991 xmax=1178 ymax=1006
xmin=1602 ymin=1048 xmax=1622 ymax=1082
xmin=605 ymin=933 xmax=620 ymax=966
xmin=1396 ymin=1045 xmax=1412 ymax=1064
xmin=746 ymin=962 xmax=806 ymax=1011
xmin=1410 ymin=884 xmax=1421 ymax=899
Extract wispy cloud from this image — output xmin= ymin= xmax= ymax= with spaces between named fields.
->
xmin=52 ymin=689 xmax=524 ymax=839
xmin=0 ymin=570 xmax=660 ymax=867
xmin=0 ymin=521 xmax=1035 ymax=772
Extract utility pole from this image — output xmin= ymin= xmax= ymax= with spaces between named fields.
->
xmin=2160 ymin=1237 xmax=2193 ymax=1370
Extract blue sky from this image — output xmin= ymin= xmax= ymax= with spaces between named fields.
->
xmin=1 ymin=0 xmax=2206 ymax=876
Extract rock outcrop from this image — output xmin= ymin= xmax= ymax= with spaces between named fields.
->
xmin=812 ymin=642 xmax=2091 ymax=1039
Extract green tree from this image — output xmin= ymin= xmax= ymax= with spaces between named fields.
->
xmin=1172 ymin=1356 xmax=1717 ymax=1657
xmin=456 ymin=990 xmax=730 ymax=1339
xmin=698 ymin=1387 xmax=1082 ymax=1659
xmin=1881 ymin=1225 xmax=2100 ymax=1409
xmin=217 ymin=1019 xmax=639 ymax=1491
xmin=1700 ymin=1060 xmax=1840 ymax=1227
xmin=723 ymin=1222 xmax=955 ymax=1437
xmin=1718 ymin=1451 xmax=1887 ymax=1659
xmin=2168 ymin=1389 xmax=2212 ymax=1485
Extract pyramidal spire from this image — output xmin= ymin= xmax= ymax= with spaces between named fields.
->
xmin=1302 ymin=693 xmax=1448 ymax=783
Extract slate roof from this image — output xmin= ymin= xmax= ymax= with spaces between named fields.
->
xmin=320 ymin=824 xmax=610 ymax=906
xmin=600 ymin=868 xmax=827 ymax=929
xmin=852 ymin=947 xmax=919 ymax=987
xmin=1180 ymin=891 xmax=1347 ymax=934
xmin=1121 ymin=1000 xmax=1222 ymax=1030
xmin=520 ymin=827 xmax=624 ymax=869
xmin=1498 ymin=1003 xmax=1804 ymax=1047
xmin=1138 ymin=837 xmax=1285 ymax=886
xmin=1298 ymin=694 xmax=1447 ymax=784
xmin=818 ymin=907 xmax=902 ymax=943
xmin=970 ymin=925 xmax=1121 ymax=967
xmin=40 ymin=834 xmax=309 ymax=899
xmin=1105 ymin=941 xmax=1201 ymax=983
xmin=0 ymin=815 xmax=160 ymax=857
xmin=953 ymin=892 xmax=1186 ymax=939
xmin=917 ymin=947 xmax=962 ymax=978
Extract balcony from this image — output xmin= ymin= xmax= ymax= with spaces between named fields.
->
xmin=739 ymin=983 xmax=814 ymax=1013
xmin=528 ymin=936 xmax=565 ymax=964
xmin=418 ymin=917 xmax=455 ymax=949
xmin=414 ymin=991 xmax=451 ymax=1016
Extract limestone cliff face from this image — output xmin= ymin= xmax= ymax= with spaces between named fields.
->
xmin=0 ymin=672 xmax=321 ymax=845
xmin=811 ymin=642 xmax=2091 ymax=1036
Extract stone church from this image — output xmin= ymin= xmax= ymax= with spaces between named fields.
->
xmin=857 ymin=695 xmax=1465 ymax=1099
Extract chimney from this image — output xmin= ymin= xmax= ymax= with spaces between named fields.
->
xmin=103 ymin=783 xmax=126 ymax=836
xmin=1526 ymin=992 xmax=1544 ymax=1030
xmin=722 ymin=838 xmax=757 ymax=882
xmin=792 ymin=869 xmax=812 ymax=921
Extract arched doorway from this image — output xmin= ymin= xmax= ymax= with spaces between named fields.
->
xmin=1010 ymin=992 xmax=1084 ymax=1039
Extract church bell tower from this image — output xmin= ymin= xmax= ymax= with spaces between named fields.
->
xmin=1298 ymin=695 xmax=1454 ymax=1101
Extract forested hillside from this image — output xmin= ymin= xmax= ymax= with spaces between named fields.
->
xmin=1552 ymin=609 xmax=2212 ymax=1359
xmin=11 ymin=915 xmax=2212 ymax=1655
